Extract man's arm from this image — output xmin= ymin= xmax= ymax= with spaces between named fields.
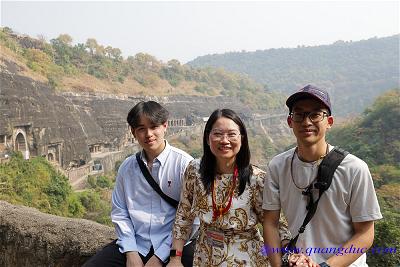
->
xmin=111 ymin=170 xmax=138 ymax=253
xmin=325 ymin=221 xmax=374 ymax=267
xmin=144 ymin=255 xmax=163 ymax=267
xmin=324 ymin=159 xmax=382 ymax=267
xmin=263 ymin=209 xmax=283 ymax=267
xmin=126 ymin=252 xmax=145 ymax=267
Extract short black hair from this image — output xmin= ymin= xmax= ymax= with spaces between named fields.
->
xmin=200 ymin=109 xmax=252 ymax=196
xmin=127 ymin=101 xmax=169 ymax=128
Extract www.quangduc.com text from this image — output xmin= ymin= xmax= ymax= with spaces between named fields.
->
xmin=262 ymin=245 xmax=397 ymax=256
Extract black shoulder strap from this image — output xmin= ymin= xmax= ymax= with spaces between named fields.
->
xmin=287 ymin=147 xmax=348 ymax=250
xmin=315 ymin=147 xmax=349 ymax=192
xmin=135 ymin=152 xmax=179 ymax=209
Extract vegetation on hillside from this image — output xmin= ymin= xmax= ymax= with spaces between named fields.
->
xmin=328 ymin=89 xmax=399 ymax=172
xmin=189 ymin=35 xmax=399 ymax=115
xmin=327 ymin=89 xmax=400 ymax=266
xmin=0 ymin=27 xmax=284 ymax=111
xmin=0 ymin=152 xmax=114 ymax=226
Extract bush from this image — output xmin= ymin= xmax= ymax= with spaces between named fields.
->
xmin=87 ymin=175 xmax=113 ymax=189
xmin=96 ymin=175 xmax=112 ymax=188
xmin=0 ymin=29 xmax=22 ymax=53
xmin=0 ymin=153 xmax=84 ymax=218
xmin=87 ymin=175 xmax=97 ymax=188
xmin=367 ymin=207 xmax=400 ymax=266
xmin=77 ymin=189 xmax=112 ymax=226
xmin=78 ymin=190 xmax=102 ymax=212
xmin=67 ymin=194 xmax=85 ymax=217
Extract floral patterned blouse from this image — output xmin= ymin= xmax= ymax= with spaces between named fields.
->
xmin=173 ymin=159 xmax=291 ymax=267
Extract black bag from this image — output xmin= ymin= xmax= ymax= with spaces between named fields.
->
xmin=282 ymin=147 xmax=348 ymax=266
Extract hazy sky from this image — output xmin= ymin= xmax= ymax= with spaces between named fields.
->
xmin=1 ymin=1 xmax=399 ymax=63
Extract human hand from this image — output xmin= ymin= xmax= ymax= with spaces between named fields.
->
xmin=144 ymin=255 xmax=163 ymax=267
xmin=126 ymin=251 xmax=144 ymax=267
xmin=166 ymin=256 xmax=183 ymax=267
xmin=289 ymin=253 xmax=319 ymax=267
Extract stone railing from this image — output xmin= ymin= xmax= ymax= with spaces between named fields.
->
xmin=67 ymin=165 xmax=91 ymax=185
xmin=0 ymin=201 xmax=115 ymax=267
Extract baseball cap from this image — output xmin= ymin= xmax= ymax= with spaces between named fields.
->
xmin=286 ymin=85 xmax=332 ymax=114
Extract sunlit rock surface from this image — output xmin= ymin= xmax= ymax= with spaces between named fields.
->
xmin=0 ymin=200 xmax=115 ymax=267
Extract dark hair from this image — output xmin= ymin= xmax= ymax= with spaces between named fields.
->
xmin=200 ymin=109 xmax=252 ymax=196
xmin=127 ymin=101 xmax=169 ymax=128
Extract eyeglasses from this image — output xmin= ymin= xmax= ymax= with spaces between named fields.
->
xmin=290 ymin=111 xmax=329 ymax=123
xmin=210 ymin=130 xmax=241 ymax=142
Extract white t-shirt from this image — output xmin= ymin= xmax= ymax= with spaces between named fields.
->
xmin=262 ymin=146 xmax=382 ymax=266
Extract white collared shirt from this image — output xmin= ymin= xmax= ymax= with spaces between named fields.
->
xmin=111 ymin=141 xmax=194 ymax=261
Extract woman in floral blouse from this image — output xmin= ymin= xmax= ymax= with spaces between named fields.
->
xmin=167 ymin=109 xmax=291 ymax=267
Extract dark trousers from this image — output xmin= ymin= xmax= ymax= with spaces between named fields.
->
xmin=83 ymin=239 xmax=195 ymax=267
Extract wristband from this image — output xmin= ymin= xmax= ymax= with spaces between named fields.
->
xmin=319 ymin=262 xmax=331 ymax=267
xmin=170 ymin=249 xmax=183 ymax=257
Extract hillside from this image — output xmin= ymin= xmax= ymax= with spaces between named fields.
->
xmin=327 ymin=89 xmax=399 ymax=170
xmin=189 ymin=35 xmax=399 ymax=116
xmin=327 ymin=89 xmax=400 ymax=266
xmin=0 ymin=27 xmax=285 ymax=112
xmin=0 ymin=152 xmax=114 ymax=225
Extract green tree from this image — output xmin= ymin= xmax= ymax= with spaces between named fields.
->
xmin=57 ymin=34 xmax=73 ymax=45
xmin=111 ymin=48 xmax=122 ymax=61
xmin=86 ymin=38 xmax=98 ymax=55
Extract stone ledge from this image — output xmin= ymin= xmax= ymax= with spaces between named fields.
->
xmin=0 ymin=200 xmax=115 ymax=267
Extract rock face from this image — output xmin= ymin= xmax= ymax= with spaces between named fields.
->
xmin=0 ymin=58 xmax=259 ymax=170
xmin=0 ymin=60 xmax=136 ymax=168
xmin=0 ymin=201 xmax=115 ymax=267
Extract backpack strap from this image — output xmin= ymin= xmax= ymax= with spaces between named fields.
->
xmin=135 ymin=152 xmax=179 ymax=209
xmin=315 ymin=147 xmax=349 ymax=193
xmin=286 ymin=147 xmax=348 ymax=251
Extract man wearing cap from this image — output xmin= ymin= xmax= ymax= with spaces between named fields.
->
xmin=262 ymin=85 xmax=382 ymax=267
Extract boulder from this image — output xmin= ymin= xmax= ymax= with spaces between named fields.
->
xmin=0 ymin=200 xmax=115 ymax=267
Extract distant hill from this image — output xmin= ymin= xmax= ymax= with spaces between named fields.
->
xmin=189 ymin=35 xmax=400 ymax=116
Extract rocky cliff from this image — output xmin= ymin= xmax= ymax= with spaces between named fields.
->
xmin=0 ymin=58 xmax=137 ymax=167
xmin=0 ymin=200 xmax=115 ymax=267
xmin=0 ymin=57 xmax=259 ymax=170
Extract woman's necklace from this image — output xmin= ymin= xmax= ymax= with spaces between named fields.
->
xmin=211 ymin=166 xmax=238 ymax=221
xmin=290 ymin=143 xmax=329 ymax=190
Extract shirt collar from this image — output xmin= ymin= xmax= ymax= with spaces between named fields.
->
xmin=156 ymin=140 xmax=170 ymax=166
xmin=140 ymin=140 xmax=171 ymax=166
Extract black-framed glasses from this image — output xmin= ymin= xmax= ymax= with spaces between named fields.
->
xmin=290 ymin=111 xmax=329 ymax=123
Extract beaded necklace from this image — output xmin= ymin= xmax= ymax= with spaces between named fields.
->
xmin=290 ymin=143 xmax=329 ymax=190
xmin=211 ymin=166 xmax=238 ymax=221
